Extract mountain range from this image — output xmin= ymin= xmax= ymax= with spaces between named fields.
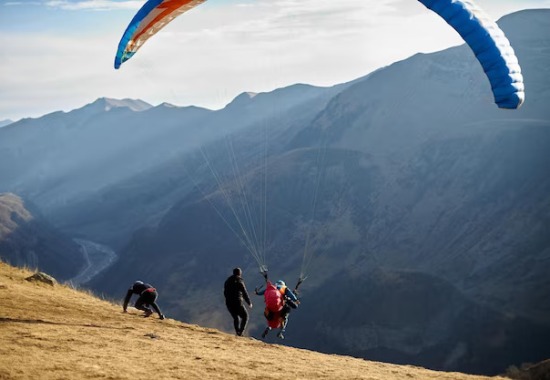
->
xmin=0 ymin=119 xmax=13 ymax=128
xmin=0 ymin=9 xmax=548 ymax=376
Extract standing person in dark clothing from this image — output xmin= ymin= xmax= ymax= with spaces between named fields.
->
xmin=224 ymin=268 xmax=253 ymax=336
xmin=123 ymin=281 xmax=165 ymax=320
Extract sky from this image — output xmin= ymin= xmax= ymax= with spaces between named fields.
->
xmin=1 ymin=0 xmax=549 ymax=121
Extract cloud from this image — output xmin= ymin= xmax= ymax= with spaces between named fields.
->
xmin=43 ymin=0 xmax=142 ymax=11
xmin=2 ymin=0 xmax=547 ymax=120
xmin=0 ymin=0 xmax=462 ymax=120
xmin=173 ymin=0 xmax=401 ymax=44
xmin=5 ymin=1 xmax=42 ymax=5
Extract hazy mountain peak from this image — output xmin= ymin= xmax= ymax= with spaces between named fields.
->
xmin=243 ymin=91 xmax=258 ymax=99
xmin=225 ymin=91 xmax=258 ymax=108
xmin=498 ymin=8 xmax=550 ymax=24
xmin=275 ymin=83 xmax=318 ymax=92
xmin=0 ymin=119 xmax=14 ymax=128
xmin=156 ymin=102 xmax=178 ymax=108
xmin=497 ymin=9 xmax=550 ymax=42
xmin=81 ymin=97 xmax=153 ymax=113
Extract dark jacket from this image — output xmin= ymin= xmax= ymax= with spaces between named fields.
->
xmin=123 ymin=281 xmax=155 ymax=311
xmin=224 ymin=275 xmax=252 ymax=307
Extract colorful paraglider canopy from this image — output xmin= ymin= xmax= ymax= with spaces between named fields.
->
xmin=114 ymin=0 xmax=206 ymax=69
xmin=417 ymin=0 xmax=524 ymax=109
xmin=114 ymin=0 xmax=525 ymax=110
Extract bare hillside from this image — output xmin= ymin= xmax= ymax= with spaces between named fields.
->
xmin=0 ymin=193 xmax=83 ymax=280
xmin=0 ymin=261 xmax=507 ymax=380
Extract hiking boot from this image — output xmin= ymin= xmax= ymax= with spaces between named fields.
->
xmin=143 ymin=309 xmax=153 ymax=317
xmin=261 ymin=327 xmax=270 ymax=339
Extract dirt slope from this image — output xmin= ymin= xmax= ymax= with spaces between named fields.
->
xmin=0 ymin=261 xmax=507 ymax=380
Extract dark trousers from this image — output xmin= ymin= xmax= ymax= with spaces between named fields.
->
xmin=135 ymin=290 xmax=162 ymax=316
xmin=226 ymin=302 xmax=248 ymax=335
xmin=280 ymin=299 xmax=297 ymax=329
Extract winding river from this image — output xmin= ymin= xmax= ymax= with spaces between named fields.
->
xmin=69 ymin=239 xmax=117 ymax=286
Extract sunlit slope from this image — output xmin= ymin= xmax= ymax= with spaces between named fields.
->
xmin=0 ymin=193 xmax=83 ymax=280
xmin=0 ymin=262 xmax=507 ymax=380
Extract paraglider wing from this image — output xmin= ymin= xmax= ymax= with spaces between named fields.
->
xmin=417 ymin=0 xmax=524 ymax=109
xmin=114 ymin=0 xmax=207 ymax=69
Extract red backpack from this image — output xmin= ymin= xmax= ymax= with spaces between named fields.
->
xmin=264 ymin=281 xmax=283 ymax=313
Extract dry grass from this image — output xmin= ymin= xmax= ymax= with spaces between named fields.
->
xmin=0 ymin=261 xmax=507 ymax=380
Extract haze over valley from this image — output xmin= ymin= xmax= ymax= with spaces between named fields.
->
xmin=1 ymin=9 xmax=549 ymax=377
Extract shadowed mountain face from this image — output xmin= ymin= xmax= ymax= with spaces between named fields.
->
xmin=90 ymin=132 xmax=550 ymax=374
xmin=90 ymin=10 xmax=550 ymax=375
xmin=291 ymin=269 xmax=550 ymax=375
xmin=286 ymin=9 xmax=550 ymax=326
xmin=1 ymin=9 xmax=549 ymax=376
xmin=0 ymin=193 xmax=83 ymax=280
xmin=0 ymin=86 xmax=346 ymax=249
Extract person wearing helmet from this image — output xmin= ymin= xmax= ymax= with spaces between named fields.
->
xmin=256 ymin=278 xmax=299 ymax=339
xmin=275 ymin=280 xmax=299 ymax=308
xmin=274 ymin=280 xmax=298 ymax=338
xmin=123 ymin=280 xmax=165 ymax=320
